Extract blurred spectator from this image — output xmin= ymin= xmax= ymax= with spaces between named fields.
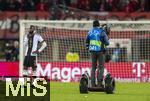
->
xmin=84 ymin=0 xmax=90 ymax=11
xmin=89 ymin=0 xmax=100 ymax=11
xmin=111 ymin=0 xmax=120 ymax=11
xmin=105 ymin=0 xmax=113 ymax=11
xmin=36 ymin=0 xmax=47 ymax=11
xmin=144 ymin=0 xmax=150 ymax=12
xmin=66 ymin=46 xmax=79 ymax=62
xmin=0 ymin=0 xmax=5 ymax=11
xmin=22 ymin=0 xmax=35 ymax=11
xmin=64 ymin=0 xmax=71 ymax=6
xmin=5 ymin=43 xmax=12 ymax=61
xmin=70 ymin=0 xmax=78 ymax=7
xmin=125 ymin=0 xmax=140 ymax=12
xmin=44 ymin=0 xmax=51 ymax=11
xmin=118 ymin=0 xmax=129 ymax=11
xmin=77 ymin=0 xmax=86 ymax=10
xmin=11 ymin=41 xmax=19 ymax=61
xmin=7 ymin=0 xmax=21 ymax=11
xmin=0 ymin=0 xmax=9 ymax=11
xmin=112 ymin=43 xmax=121 ymax=62
xmin=4 ymin=41 xmax=19 ymax=62
xmin=0 ymin=0 xmax=149 ymax=12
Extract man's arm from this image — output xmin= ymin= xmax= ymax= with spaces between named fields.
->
xmin=23 ymin=34 xmax=28 ymax=47
xmin=38 ymin=41 xmax=47 ymax=53
xmin=38 ymin=34 xmax=47 ymax=53
xmin=32 ymin=41 xmax=47 ymax=54
xmin=32 ymin=35 xmax=47 ymax=54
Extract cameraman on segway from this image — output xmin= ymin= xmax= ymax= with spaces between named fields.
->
xmin=86 ymin=20 xmax=109 ymax=87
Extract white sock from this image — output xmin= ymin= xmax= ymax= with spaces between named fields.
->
xmin=23 ymin=70 xmax=28 ymax=76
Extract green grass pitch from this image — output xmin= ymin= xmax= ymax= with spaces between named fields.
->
xmin=50 ymin=82 xmax=150 ymax=101
xmin=0 ymin=80 xmax=150 ymax=101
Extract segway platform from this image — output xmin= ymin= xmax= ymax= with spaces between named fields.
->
xmin=79 ymin=73 xmax=115 ymax=94
xmin=88 ymin=86 xmax=105 ymax=92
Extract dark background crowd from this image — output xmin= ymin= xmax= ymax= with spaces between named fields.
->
xmin=0 ymin=0 xmax=149 ymax=12
xmin=0 ymin=40 xmax=19 ymax=61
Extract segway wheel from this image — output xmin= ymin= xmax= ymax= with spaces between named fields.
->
xmin=104 ymin=74 xmax=115 ymax=94
xmin=79 ymin=75 xmax=88 ymax=94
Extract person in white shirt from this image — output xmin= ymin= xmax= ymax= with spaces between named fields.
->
xmin=23 ymin=25 xmax=47 ymax=78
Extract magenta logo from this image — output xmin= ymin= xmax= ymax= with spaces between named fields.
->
xmin=132 ymin=62 xmax=146 ymax=77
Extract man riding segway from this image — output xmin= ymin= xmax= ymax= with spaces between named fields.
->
xmin=79 ymin=20 xmax=115 ymax=94
xmin=86 ymin=20 xmax=109 ymax=87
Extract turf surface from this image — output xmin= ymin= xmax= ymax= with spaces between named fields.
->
xmin=50 ymin=82 xmax=150 ymax=101
xmin=0 ymin=81 xmax=150 ymax=101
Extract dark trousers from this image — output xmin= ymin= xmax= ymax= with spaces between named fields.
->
xmin=91 ymin=51 xmax=105 ymax=87
xmin=23 ymin=56 xmax=37 ymax=71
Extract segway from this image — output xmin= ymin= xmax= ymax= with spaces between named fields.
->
xmin=79 ymin=71 xmax=115 ymax=94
